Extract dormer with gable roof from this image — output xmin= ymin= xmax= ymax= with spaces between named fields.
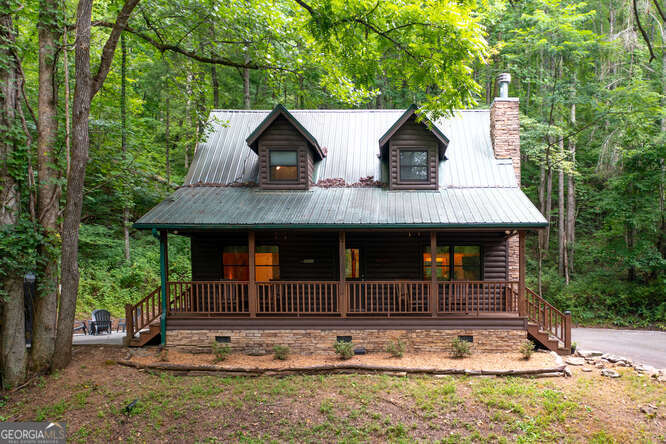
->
xmin=246 ymin=104 xmax=324 ymax=190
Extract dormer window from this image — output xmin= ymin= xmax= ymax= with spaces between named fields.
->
xmin=270 ymin=150 xmax=298 ymax=182
xmin=378 ymin=105 xmax=449 ymax=191
xmin=399 ymin=149 xmax=429 ymax=182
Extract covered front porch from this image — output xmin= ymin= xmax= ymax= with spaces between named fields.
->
xmin=125 ymin=229 xmax=570 ymax=352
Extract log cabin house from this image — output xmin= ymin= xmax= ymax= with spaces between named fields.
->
xmin=129 ymin=74 xmax=571 ymax=355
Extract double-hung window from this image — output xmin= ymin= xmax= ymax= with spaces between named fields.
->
xmin=269 ymin=150 xmax=298 ymax=182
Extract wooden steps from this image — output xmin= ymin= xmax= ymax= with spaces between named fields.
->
xmin=128 ymin=322 xmax=160 ymax=347
xmin=527 ymin=322 xmax=570 ymax=355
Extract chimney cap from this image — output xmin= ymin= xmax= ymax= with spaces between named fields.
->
xmin=497 ymin=73 xmax=511 ymax=98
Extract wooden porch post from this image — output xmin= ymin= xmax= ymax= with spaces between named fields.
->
xmin=338 ymin=231 xmax=347 ymax=317
xmin=430 ymin=232 xmax=438 ymax=317
xmin=248 ymin=231 xmax=256 ymax=317
xmin=159 ymin=230 xmax=168 ymax=346
xmin=518 ymin=230 xmax=526 ymax=316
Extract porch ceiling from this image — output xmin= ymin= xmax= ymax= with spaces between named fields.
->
xmin=134 ymin=187 xmax=547 ymax=230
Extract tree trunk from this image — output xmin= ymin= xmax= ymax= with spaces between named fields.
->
xmin=121 ymin=32 xmax=130 ymax=262
xmin=33 ymin=0 xmax=61 ymax=373
xmin=0 ymin=6 xmax=27 ymax=388
xmin=566 ymin=100 xmax=576 ymax=277
xmin=558 ymin=159 xmax=566 ymax=277
xmin=243 ymin=53 xmax=251 ymax=109
xmin=52 ymin=0 xmax=141 ymax=370
xmin=165 ymin=95 xmax=170 ymax=184
xmin=211 ymin=64 xmax=219 ymax=108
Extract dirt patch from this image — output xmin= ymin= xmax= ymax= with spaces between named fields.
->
xmin=131 ymin=348 xmax=558 ymax=371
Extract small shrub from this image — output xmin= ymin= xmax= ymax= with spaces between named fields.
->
xmin=571 ymin=341 xmax=577 ymax=353
xmin=211 ymin=342 xmax=231 ymax=362
xmin=519 ymin=340 xmax=535 ymax=360
xmin=334 ymin=340 xmax=354 ymax=360
xmin=385 ymin=339 xmax=405 ymax=358
xmin=451 ymin=338 xmax=471 ymax=359
xmin=273 ymin=345 xmax=290 ymax=361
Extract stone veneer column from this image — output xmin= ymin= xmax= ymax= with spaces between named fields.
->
xmin=490 ymin=81 xmax=521 ymax=283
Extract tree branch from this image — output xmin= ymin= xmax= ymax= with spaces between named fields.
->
xmin=91 ymin=21 xmax=297 ymax=73
xmin=91 ymin=0 xmax=142 ymax=97
xmin=633 ymin=0 xmax=657 ymax=63
xmin=652 ymin=0 xmax=666 ymax=22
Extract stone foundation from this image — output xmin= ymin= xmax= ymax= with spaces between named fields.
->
xmin=167 ymin=328 xmax=526 ymax=355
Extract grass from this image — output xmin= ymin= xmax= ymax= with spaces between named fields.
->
xmin=2 ymin=347 xmax=665 ymax=443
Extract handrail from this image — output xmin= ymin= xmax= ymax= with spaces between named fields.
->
xmin=125 ymin=286 xmax=161 ymax=339
xmin=523 ymin=287 xmax=571 ymax=350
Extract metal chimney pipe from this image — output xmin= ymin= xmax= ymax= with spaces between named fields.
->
xmin=497 ymin=73 xmax=511 ymax=98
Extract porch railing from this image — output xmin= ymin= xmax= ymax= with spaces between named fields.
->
xmin=167 ymin=281 xmax=249 ymax=315
xmin=347 ymin=281 xmax=431 ymax=315
xmin=439 ymin=281 xmax=519 ymax=314
xmin=257 ymin=281 xmax=338 ymax=315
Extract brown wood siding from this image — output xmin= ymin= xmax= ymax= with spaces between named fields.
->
xmin=189 ymin=231 xmax=508 ymax=283
xmin=387 ymin=115 xmax=440 ymax=190
xmin=257 ymin=115 xmax=312 ymax=189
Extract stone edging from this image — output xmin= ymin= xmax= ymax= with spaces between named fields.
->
xmin=116 ymin=359 xmax=567 ymax=378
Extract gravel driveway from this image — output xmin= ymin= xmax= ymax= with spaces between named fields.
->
xmin=572 ymin=328 xmax=666 ymax=368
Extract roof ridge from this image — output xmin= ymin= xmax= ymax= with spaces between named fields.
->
xmin=209 ymin=108 xmax=490 ymax=113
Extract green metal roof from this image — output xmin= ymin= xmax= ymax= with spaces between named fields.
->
xmin=134 ymin=187 xmax=548 ymax=230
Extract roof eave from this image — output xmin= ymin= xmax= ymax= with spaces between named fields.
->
xmin=133 ymin=222 xmax=549 ymax=230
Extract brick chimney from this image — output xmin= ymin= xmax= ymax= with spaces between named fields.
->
xmin=490 ymin=73 xmax=521 ymax=185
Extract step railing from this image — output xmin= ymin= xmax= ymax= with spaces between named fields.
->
xmin=523 ymin=287 xmax=571 ymax=350
xmin=124 ymin=286 xmax=161 ymax=339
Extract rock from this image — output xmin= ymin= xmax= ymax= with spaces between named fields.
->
xmin=635 ymin=364 xmax=658 ymax=376
xmin=353 ymin=346 xmax=367 ymax=355
xmin=656 ymin=375 xmax=666 ymax=383
xmin=577 ymin=350 xmax=603 ymax=358
xmin=581 ymin=367 xmax=593 ymax=372
xmin=563 ymin=367 xmax=573 ymax=377
xmin=565 ymin=357 xmax=586 ymax=366
xmin=602 ymin=354 xmax=629 ymax=364
xmin=640 ymin=404 xmax=657 ymax=416
xmin=601 ymin=369 xmax=621 ymax=378
xmin=595 ymin=362 xmax=605 ymax=369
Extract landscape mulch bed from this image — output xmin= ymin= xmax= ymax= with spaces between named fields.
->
xmin=121 ymin=349 xmax=565 ymax=376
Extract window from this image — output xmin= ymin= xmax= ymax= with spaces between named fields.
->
xmin=423 ymin=246 xmax=450 ymax=280
xmin=270 ymin=150 xmax=298 ymax=181
xmin=256 ymin=246 xmax=279 ymax=281
xmin=399 ymin=149 xmax=429 ymax=182
xmin=223 ymin=246 xmax=248 ymax=280
xmin=423 ymin=245 xmax=481 ymax=280
xmin=453 ymin=246 xmax=481 ymax=280
xmin=345 ymin=248 xmax=361 ymax=279
xmin=222 ymin=245 xmax=280 ymax=281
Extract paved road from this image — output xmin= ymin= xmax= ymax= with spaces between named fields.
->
xmin=572 ymin=328 xmax=666 ymax=368
xmin=72 ymin=332 xmax=124 ymax=345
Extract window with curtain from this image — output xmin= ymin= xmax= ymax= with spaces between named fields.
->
xmin=222 ymin=245 xmax=280 ymax=280
xmin=399 ymin=149 xmax=429 ymax=182
xmin=345 ymin=248 xmax=361 ymax=279
xmin=256 ymin=246 xmax=280 ymax=281
xmin=269 ymin=150 xmax=298 ymax=181
xmin=223 ymin=246 xmax=248 ymax=280
xmin=423 ymin=245 xmax=481 ymax=280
